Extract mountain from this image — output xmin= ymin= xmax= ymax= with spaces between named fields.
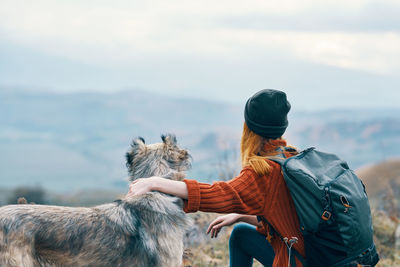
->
xmin=0 ymin=88 xmax=243 ymax=192
xmin=357 ymin=159 xmax=400 ymax=212
xmin=288 ymin=116 xmax=400 ymax=168
xmin=0 ymin=88 xmax=399 ymax=192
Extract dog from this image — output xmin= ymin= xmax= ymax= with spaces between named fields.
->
xmin=0 ymin=134 xmax=192 ymax=267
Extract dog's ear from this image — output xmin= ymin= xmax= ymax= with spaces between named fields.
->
xmin=131 ymin=136 xmax=146 ymax=148
xmin=161 ymin=134 xmax=177 ymax=147
xmin=126 ymin=137 xmax=146 ymax=166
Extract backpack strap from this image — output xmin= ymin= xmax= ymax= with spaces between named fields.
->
xmin=257 ymin=216 xmax=307 ymax=267
xmin=265 ymin=146 xmax=289 ymax=165
xmin=266 ymin=145 xmax=301 ymax=164
xmin=259 ymin=146 xmax=307 ymax=267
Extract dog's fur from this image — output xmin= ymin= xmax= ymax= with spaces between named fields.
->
xmin=0 ymin=134 xmax=192 ymax=267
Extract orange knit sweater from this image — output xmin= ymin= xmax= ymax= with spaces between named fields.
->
xmin=183 ymin=139 xmax=305 ymax=267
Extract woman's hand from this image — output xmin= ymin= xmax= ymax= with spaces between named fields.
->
xmin=207 ymin=213 xmax=241 ymax=238
xmin=126 ymin=176 xmax=189 ymax=200
xmin=127 ymin=177 xmax=158 ymax=197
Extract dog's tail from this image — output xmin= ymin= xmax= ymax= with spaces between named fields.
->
xmin=17 ymin=197 xmax=28 ymax=204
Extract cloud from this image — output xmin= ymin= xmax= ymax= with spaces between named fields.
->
xmin=0 ymin=0 xmax=399 ymax=104
xmin=216 ymin=1 xmax=400 ymax=31
xmin=224 ymin=30 xmax=400 ymax=75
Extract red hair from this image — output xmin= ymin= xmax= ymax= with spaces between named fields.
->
xmin=240 ymin=122 xmax=284 ymax=176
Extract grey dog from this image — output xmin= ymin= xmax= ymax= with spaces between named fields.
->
xmin=0 ymin=134 xmax=192 ymax=267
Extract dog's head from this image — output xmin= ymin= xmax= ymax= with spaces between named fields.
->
xmin=126 ymin=134 xmax=191 ymax=181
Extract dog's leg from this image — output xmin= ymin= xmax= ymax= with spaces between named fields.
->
xmin=0 ymin=250 xmax=35 ymax=267
xmin=0 ymin=232 xmax=36 ymax=267
xmin=2 ymin=245 xmax=36 ymax=267
xmin=157 ymin=233 xmax=184 ymax=267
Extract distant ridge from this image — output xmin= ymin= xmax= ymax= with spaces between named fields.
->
xmin=0 ymin=88 xmax=399 ymax=191
xmin=357 ymin=159 xmax=400 ymax=196
xmin=357 ymin=159 xmax=400 ymax=211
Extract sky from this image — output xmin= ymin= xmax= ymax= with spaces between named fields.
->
xmin=0 ymin=0 xmax=399 ymax=110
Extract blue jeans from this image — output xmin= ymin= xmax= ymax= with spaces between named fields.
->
xmin=229 ymin=223 xmax=275 ymax=267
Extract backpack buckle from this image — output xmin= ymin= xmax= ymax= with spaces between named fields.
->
xmin=321 ymin=210 xmax=332 ymax=221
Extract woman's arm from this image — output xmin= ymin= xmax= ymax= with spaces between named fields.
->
xmin=239 ymin=214 xmax=262 ymax=226
xmin=127 ymin=176 xmax=188 ymax=199
xmin=128 ymin=168 xmax=268 ymax=216
xmin=207 ymin=214 xmax=261 ymax=238
xmin=183 ymin=168 xmax=267 ymax=214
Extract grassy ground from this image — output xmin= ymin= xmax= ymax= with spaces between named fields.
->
xmin=184 ymin=211 xmax=400 ymax=266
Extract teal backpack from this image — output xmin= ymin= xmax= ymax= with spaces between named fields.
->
xmin=260 ymin=147 xmax=379 ymax=267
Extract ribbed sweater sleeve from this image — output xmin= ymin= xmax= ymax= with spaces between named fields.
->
xmin=183 ymin=168 xmax=267 ymax=214
xmin=182 ymin=179 xmax=201 ymax=212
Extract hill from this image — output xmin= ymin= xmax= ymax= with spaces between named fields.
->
xmin=0 ymin=88 xmax=399 ymax=192
xmin=357 ymin=159 xmax=400 ymax=214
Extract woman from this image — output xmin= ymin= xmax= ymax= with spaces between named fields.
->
xmin=127 ymin=89 xmax=305 ymax=267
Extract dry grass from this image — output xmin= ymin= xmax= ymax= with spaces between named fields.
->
xmin=373 ymin=211 xmax=400 ymax=266
xmin=183 ymin=212 xmax=263 ymax=267
xmin=184 ymin=211 xmax=399 ymax=267
xmin=183 ymin=157 xmax=400 ymax=266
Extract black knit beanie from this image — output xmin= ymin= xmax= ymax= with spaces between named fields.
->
xmin=244 ymin=89 xmax=291 ymax=139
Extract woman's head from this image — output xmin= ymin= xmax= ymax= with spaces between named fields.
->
xmin=241 ymin=89 xmax=291 ymax=175
xmin=244 ymin=89 xmax=291 ymax=139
